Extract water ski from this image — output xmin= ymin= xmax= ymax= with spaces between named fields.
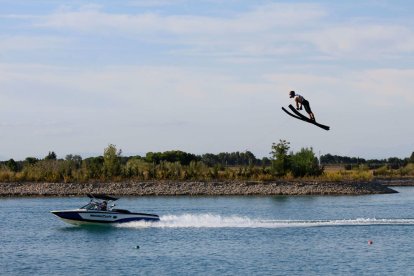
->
xmin=282 ymin=104 xmax=330 ymax=131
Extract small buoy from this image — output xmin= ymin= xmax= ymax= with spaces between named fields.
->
xmin=368 ymin=240 xmax=373 ymax=245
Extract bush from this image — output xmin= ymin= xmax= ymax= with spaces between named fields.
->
xmin=290 ymin=148 xmax=323 ymax=177
xmin=270 ymin=140 xmax=290 ymax=177
xmin=6 ymin=159 xmax=19 ymax=172
xmin=373 ymin=165 xmax=390 ymax=177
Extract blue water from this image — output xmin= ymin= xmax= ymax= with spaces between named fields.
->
xmin=2 ymin=187 xmax=414 ymax=275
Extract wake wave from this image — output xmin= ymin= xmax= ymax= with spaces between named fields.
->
xmin=117 ymin=213 xmax=414 ymax=229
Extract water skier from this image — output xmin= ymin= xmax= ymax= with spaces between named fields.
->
xmin=289 ymin=91 xmax=315 ymax=121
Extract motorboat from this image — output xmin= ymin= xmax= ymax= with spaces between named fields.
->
xmin=51 ymin=194 xmax=160 ymax=225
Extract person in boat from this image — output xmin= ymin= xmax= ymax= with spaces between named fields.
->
xmin=100 ymin=201 xmax=107 ymax=211
xmin=289 ymin=91 xmax=315 ymax=121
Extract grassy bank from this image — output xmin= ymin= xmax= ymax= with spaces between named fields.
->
xmin=1 ymin=161 xmax=414 ymax=183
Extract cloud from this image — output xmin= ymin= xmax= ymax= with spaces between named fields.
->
xmin=127 ymin=0 xmax=188 ymax=7
xmin=2 ymin=1 xmax=413 ymax=63
xmin=22 ymin=3 xmax=327 ymax=62
xmin=1 ymin=61 xmax=413 ymax=160
xmin=0 ymin=63 xmax=247 ymax=114
xmin=263 ymin=68 xmax=414 ymax=108
xmin=31 ymin=3 xmax=326 ymax=61
xmin=305 ymin=24 xmax=414 ymax=58
xmin=0 ymin=35 xmax=69 ymax=52
xmin=350 ymin=68 xmax=414 ymax=105
xmin=0 ymin=61 xmax=281 ymax=158
xmin=30 ymin=2 xmax=414 ymax=62
xmin=4 ymin=2 xmax=409 ymax=62
xmin=0 ymin=14 xmax=40 ymax=20
xmin=37 ymin=3 xmax=326 ymax=34
xmin=3 ymin=62 xmax=412 ymax=118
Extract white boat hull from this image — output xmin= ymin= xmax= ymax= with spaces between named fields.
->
xmin=51 ymin=209 xmax=160 ymax=225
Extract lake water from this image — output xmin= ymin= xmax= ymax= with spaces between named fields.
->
xmin=2 ymin=187 xmax=414 ymax=275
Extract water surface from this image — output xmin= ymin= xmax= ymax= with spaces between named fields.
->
xmin=2 ymin=187 xmax=414 ymax=275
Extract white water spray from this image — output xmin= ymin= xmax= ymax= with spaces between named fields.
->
xmin=117 ymin=214 xmax=414 ymax=229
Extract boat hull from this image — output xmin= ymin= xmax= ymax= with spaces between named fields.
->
xmin=51 ymin=210 xmax=160 ymax=225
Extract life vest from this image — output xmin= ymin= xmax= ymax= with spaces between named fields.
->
xmin=295 ymin=94 xmax=305 ymax=103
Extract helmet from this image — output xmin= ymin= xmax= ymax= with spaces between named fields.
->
xmin=289 ymin=91 xmax=295 ymax=98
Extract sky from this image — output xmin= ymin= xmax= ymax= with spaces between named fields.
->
xmin=1 ymin=0 xmax=414 ymax=160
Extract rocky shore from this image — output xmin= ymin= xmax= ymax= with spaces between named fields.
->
xmin=0 ymin=180 xmax=398 ymax=197
xmin=375 ymin=178 xmax=414 ymax=186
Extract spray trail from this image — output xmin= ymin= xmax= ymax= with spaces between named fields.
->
xmin=117 ymin=213 xmax=414 ymax=229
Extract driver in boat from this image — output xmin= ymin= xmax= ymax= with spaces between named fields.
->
xmin=289 ymin=90 xmax=316 ymax=121
xmin=99 ymin=201 xmax=107 ymax=211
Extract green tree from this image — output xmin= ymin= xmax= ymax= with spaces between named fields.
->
xmin=290 ymin=147 xmax=323 ymax=177
xmin=124 ymin=158 xmax=149 ymax=178
xmin=65 ymin=154 xmax=83 ymax=169
xmin=45 ymin=151 xmax=57 ymax=160
xmin=83 ymin=156 xmax=104 ymax=179
xmin=25 ymin=157 xmax=38 ymax=165
xmin=6 ymin=159 xmax=18 ymax=172
xmin=103 ymin=144 xmax=121 ymax=178
xmin=270 ymin=139 xmax=291 ymax=176
xmin=145 ymin=150 xmax=200 ymax=165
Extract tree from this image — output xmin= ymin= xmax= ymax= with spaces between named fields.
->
xmin=145 ymin=150 xmax=200 ymax=165
xmin=6 ymin=159 xmax=18 ymax=172
xmin=103 ymin=144 xmax=121 ymax=177
xmin=45 ymin=151 xmax=57 ymax=160
xmin=387 ymin=157 xmax=404 ymax=169
xmin=25 ymin=157 xmax=39 ymax=165
xmin=65 ymin=154 xmax=83 ymax=169
xmin=83 ymin=156 xmax=104 ymax=178
xmin=243 ymin=151 xmax=256 ymax=166
xmin=201 ymin=153 xmax=220 ymax=167
xmin=409 ymin=152 xmax=414 ymax=163
xmin=261 ymin=157 xmax=271 ymax=166
xmin=290 ymin=147 xmax=323 ymax=177
xmin=270 ymin=139 xmax=291 ymax=176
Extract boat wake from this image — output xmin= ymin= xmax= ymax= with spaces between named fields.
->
xmin=117 ymin=213 xmax=414 ymax=229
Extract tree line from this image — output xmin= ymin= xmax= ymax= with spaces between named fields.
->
xmin=2 ymin=148 xmax=271 ymax=174
xmin=0 ymin=142 xmax=413 ymax=182
xmin=0 ymin=143 xmax=310 ymax=182
xmin=320 ymin=153 xmax=414 ymax=169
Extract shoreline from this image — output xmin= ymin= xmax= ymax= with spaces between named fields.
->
xmin=374 ymin=178 xmax=414 ymax=186
xmin=0 ymin=180 xmax=399 ymax=197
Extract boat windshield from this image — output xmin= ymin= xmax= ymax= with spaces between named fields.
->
xmin=80 ymin=202 xmax=100 ymax=210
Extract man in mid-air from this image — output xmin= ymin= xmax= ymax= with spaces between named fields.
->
xmin=289 ymin=91 xmax=315 ymax=121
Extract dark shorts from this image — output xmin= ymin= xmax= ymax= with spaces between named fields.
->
xmin=302 ymin=100 xmax=312 ymax=114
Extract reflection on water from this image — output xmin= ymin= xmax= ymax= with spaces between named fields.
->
xmin=57 ymin=224 xmax=118 ymax=233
